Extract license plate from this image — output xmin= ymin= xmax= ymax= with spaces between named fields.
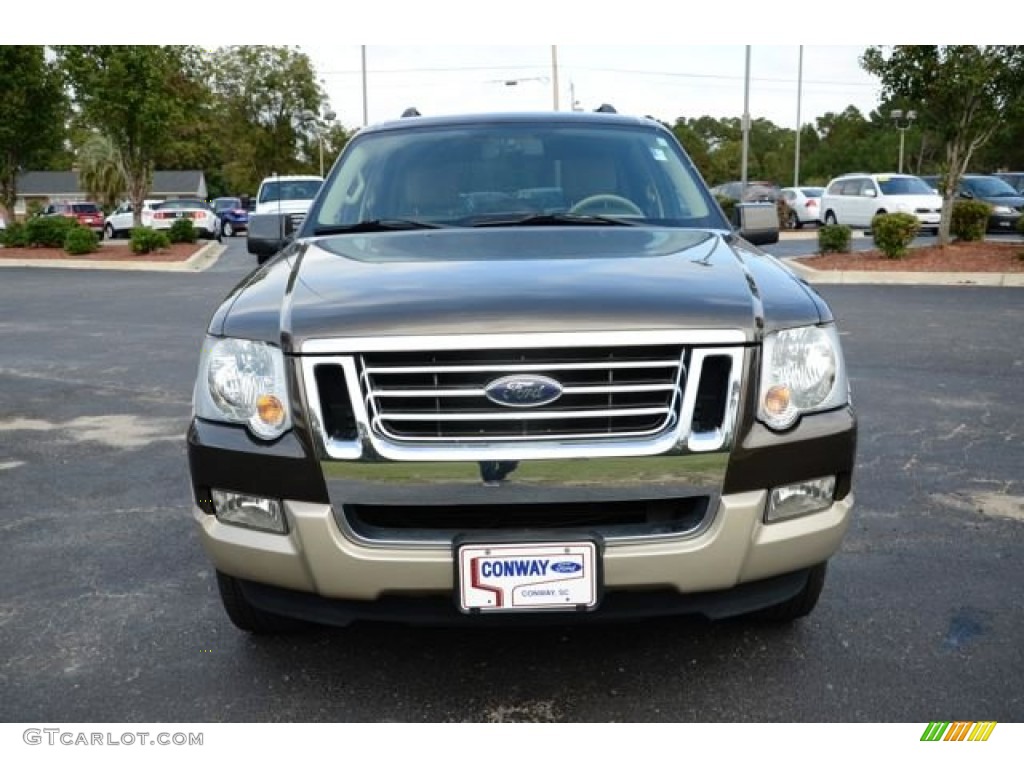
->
xmin=456 ymin=540 xmax=599 ymax=613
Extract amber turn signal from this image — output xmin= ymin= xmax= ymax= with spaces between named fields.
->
xmin=256 ymin=394 xmax=286 ymax=427
xmin=763 ymin=384 xmax=792 ymax=416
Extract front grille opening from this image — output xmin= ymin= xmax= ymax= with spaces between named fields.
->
xmin=382 ymin=413 xmax=672 ymax=440
xmin=359 ymin=344 xmax=685 ymax=442
xmin=314 ymin=364 xmax=358 ymax=440
xmin=691 ymin=356 xmax=732 ymax=433
xmin=344 ymin=496 xmax=710 ymax=540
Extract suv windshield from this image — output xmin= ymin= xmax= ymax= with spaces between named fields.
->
xmin=964 ymin=176 xmax=1019 ymax=197
xmin=309 ymin=121 xmax=724 ymax=231
xmin=72 ymin=203 xmax=101 ymax=213
xmin=877 ymin=176 xmax=934 ymax=195
xmin=214 ymin=198 xmax=241 ymax=210
xmin=259 ymin=180 xmax=322 ymax=204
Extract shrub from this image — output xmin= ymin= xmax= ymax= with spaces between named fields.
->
xmin=950 ymin=200 xmax=990 ymax=242
xmin=1017 ymin=214 xmax=1024 ymax=236
xmin=1 ymin=221 xmax=29 ymax=248
xmin=817 ymin=224 xmax=852 ymax=254
xmin=168 ymin=218 xmax=198 ymax=243
xmin=63 ymin=226 xmax=100 ymax=255
xmin=26 ymin=215 xmax=78 ymax=248
xmin=777 ymin=198 xmax=796 ymax=229
xmin=130 ymin=227 xmax=171 ymax=254
xmin=870 ymin=212 xmax=919 ymax=259
xmin=715 ymin=195 xmax=737 ymax=225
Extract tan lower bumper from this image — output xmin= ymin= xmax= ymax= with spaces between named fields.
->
xmin=195 ymin=490 xmax=852 ymax=600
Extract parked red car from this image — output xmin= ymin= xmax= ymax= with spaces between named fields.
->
xmin=41 ymin=201 xmax=105 ymax=234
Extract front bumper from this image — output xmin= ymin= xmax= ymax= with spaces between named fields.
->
xmin=188 ymin=402 xmax=856 ymax=620
xmin=988 ymin=211 xmax=1022 ymax=231
xmin=194 ymin=490 xmax=852 ymax=602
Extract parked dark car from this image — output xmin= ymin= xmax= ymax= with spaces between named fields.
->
xmin=212 ymin=197 xmax=250 ymax=237
xmin=921 ymin=174 xmax=1024 ymax=232
xmin=709 ymin=180 xmax=781 ymax=203
xmin=994 ymin=172 xmax=1024 ymax=196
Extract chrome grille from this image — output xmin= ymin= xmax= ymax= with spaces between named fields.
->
xmin=360 ymin=345 xmax=684 ymax=441
xmin=289 ymin=212 xmax=306 ymax=230
xmin=299 ymin=330 xmax=747 ymax=459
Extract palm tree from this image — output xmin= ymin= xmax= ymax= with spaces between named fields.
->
xmin=77 ymin=134 xmax=126 ymax=210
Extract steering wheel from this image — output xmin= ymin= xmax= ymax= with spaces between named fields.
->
xmin=568 ymin=194 xmax=644 ymax=217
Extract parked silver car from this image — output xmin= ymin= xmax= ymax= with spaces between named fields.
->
xmin=779 ymin=187 xmax=824 ymax=228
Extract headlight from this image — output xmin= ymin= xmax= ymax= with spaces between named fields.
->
xmin=991 ymin=205 xmax=1012 ymax=215
xmin=193 ymin=337 xmax=291 ymax=439
xmin=758 ymin=324 xmax=849 ymax=430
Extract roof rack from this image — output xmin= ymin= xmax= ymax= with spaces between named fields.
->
xmin=594 ymin=104 xmax=617 ymax=114
xmin=401 ymin=107 xmax=422 ymax=118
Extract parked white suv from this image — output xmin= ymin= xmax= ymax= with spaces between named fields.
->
xmin=819 ymin=173 xmax=941 ymax=232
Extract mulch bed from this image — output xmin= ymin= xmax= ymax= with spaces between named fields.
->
xmin=0 ymin=242 xmax=205 ymax=262
xmin=795 ymin=241 xmax=1024 ymax=272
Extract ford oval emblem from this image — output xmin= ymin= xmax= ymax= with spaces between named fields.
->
xmin=550 ymin=561 xmax=582 ymax=574
xmin=485 ymin=375 xmax=563 ymax=408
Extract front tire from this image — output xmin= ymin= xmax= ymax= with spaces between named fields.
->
xmin=788 ymin=210 xmax=801 ymax=230
xmin=104 ymin=223 xmax=116 ymax=240
xmin=223 ymin=221 xmax=234 ymax=238
xmin=215 ymin=571 xmax=314 ymax=634
xmin=753 ymin=562 xmax=828 ymax=622
xmin=824 ymin=211 xmax=838 ymax=226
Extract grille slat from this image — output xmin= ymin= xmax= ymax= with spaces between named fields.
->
xmin=358 ymin=344 xmax=684 ymax=442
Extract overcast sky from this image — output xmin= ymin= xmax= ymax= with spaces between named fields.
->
xmin=18 ymin=1 xmax=972 ymax=132
xmin=306 ymin=45 xmax=882 ymax=130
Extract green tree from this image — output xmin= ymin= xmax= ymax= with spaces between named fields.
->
xmin=208 ymin=46 xmax=332 ymax=193
xmin=77 ymin=134 xmax=126 ymax=210
xmin=0 ymin=46 xmax=66 ymax=222
xmin=862 ymin=46 xmax=1024 ymax=244
xmin=54 ymin=45 xmax=205 ymax=226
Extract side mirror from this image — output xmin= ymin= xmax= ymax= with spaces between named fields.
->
xmin=961 ymin=190 xmax=974 ymax=199
xmin=862 ymin=188 xmax=877 ymax=198
xmin=733 ymin=202 xmax=779 ymax=246
xmin=247 ymin=212 xmax=297 ymax=259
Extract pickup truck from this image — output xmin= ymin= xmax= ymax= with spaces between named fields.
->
xmin=188 ymin=109 xmax=856 ymax=632
xmin=247 ymin=174 xmax=323 ymax=262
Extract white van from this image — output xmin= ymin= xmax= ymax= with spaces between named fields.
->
xmin=819 ymin=173 xmax=942 ymax=232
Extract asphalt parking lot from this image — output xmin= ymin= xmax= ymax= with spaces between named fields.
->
xmin=1 ymin=238 xmax=1022 ymax=722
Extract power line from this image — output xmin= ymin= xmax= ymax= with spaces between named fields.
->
xmin=318 ymin=64 xmax=877 ymax=89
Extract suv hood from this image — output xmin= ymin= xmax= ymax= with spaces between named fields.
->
xmin=218 ymin=228 xmax=825 ymax=348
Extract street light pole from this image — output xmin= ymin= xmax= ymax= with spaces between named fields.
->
xmin=551 ymin=45 xmax=560 ymax=111
xmin=301 ymin=109 xmax=336 ymax=177
xmin=890 ymin=109 xmax=917 ymax=174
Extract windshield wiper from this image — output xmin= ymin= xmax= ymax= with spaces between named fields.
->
xmin=312 ymin=219 xmax=448 ymax=235
xmin=468 ymin=213 xmax=642 ymax=228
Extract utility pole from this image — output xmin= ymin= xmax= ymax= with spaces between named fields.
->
xmin=551 ymin=45 xmax=560 ymax=111
xmin=361 ymin=45 xmax=368 ymax=126
xmin=794 ymin=45 xmax=803 ymax=188
xmin=741 ymin=46 xmax=751 ymax=191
